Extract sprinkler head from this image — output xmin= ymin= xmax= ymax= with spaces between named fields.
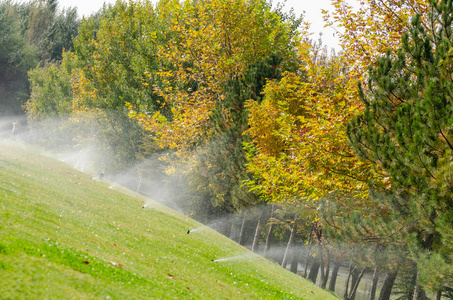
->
xmin=187 ymin=230 xmax=190 ymax=234
xmin=211 ymin=259 xmax=214 ymax=262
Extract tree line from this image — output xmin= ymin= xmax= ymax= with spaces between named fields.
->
xmin=0 ymin=0 xmax=79 ymax=116
xmin=3 ymin=0 xmax=453 ymax=299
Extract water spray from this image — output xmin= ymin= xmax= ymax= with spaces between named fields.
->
xmin=211 ymin=254 xmax=255 ymax=262
xmin=187 ymin=226 xmax=205 ymax=234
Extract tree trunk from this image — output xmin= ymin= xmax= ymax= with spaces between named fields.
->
xmin=344 ymin=263 xmax=355 ymax=300
xmin=251 ymin=217 xmax=262 ymax=253
xmin=136 ymin=175 xmax=142 ymax=193
xmin=349 ymin=267 xmax=360 ymax=300
xmin=220 ymin=217 xmax=232 ymax=237
xmin=238 ymin=212 xmax=247 ymax=246
xmin=229 ymin=221 xmax=236 ymax=240
xmin=363 ymin=283 xmax=368 ymax=300
xmin=436 ymin=289 xmax=442 ymax=300
xmin=303 ymin=250 xmax=311 ymax=278
xmin=281 ymin=225 xmax=296 ymax=268
xmin=412 ymin=286 xmax=427 ymax=300
xmin=319 ymin=242 xmax=326 ymax=288
xmin=370 ymin=266 xmax=380 ymax=300
xmin=378 ymin=270 xmax=398 ymax=300
xmin=276 ymin=249 xmax=285 ymax=266
xmin=308 ymin=258 xmax=321 ymax=284
xmin=412 ymin=277 xmax=427 ymax=300
xmin=321 ymin=249 xmax=331 ymax=289
xmin=281 ymin=213 xmax=298 ymax=268
xmin=413 ymin=234 xmax=432 ymax=300
xmin=263 ymin=204 xmax=275 ymax=258
xmin=328 ymin=260 xmax=341 ymax=292
xmin=348 ymin=267 xmax=366 ymax=300
xmin=290 ymin=241 xmax=300 ymax=274
xmin=303 ymin=225 xmax=314 ymax=278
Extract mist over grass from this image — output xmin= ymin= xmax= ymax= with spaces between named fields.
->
xmin=0 ymin=115 xmax=389 ymax=299
xmin=0 ymin=114 xmax=201 ymax=223
xmin=0 ymin=115 xmax=27 ymax=138
xmin=0 ymin=137 xmax=337 ymax=299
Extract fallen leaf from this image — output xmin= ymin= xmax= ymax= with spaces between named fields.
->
xmin=109 ymin=261 xmax=123 ymax=268
xmin=82 ymin=260 xmax=89 ymax=264
xmin=167 ymin=273 xmax=176 ymax=280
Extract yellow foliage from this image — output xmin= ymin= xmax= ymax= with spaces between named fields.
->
xmin=129 ymin=0 xmax=298 ymax=167
xmin=324 ymin=0 xmax=429 ymax=74
xmin=245 ymin=41 xmax=386 ymax=210
xmin=71 ymin=68 xmax=97 ymax=112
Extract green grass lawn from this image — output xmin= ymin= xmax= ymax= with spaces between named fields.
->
xmin=0 ymin=139 xmax=338 ymax=299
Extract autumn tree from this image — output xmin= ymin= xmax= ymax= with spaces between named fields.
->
xmin=131 ymin=0 xmax=302 ymax=166
xmin=324 ymin=0 xmax=430 ymax=74
xmin=245 ymin=39 xmax=383 ymax=207
xmin=189 ymin=54 xmax=283 ymax=217
xmin=347 ymin=0 xmax=453 ymax=296
xmin=243 ymin=41 xmax=390 ymax=300
xmin=125 ymin=0 xmax=304 ymax=227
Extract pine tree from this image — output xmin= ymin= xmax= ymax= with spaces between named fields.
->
xmin=319 ymin=192 xmax=408 ymax=300
xmin=347 ymin=0 xmax=453 ymax=293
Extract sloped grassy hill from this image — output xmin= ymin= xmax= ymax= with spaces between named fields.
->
xmin=0 ymin=139 xmax=337 ymax=299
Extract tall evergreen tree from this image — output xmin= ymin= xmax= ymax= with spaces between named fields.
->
xmin=347 ymin=0 xmax=453 ymax=294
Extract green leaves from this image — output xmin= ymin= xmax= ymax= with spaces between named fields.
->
xmin=347 ymin=0 xmax=453 ymax=291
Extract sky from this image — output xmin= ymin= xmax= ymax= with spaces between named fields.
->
xmin=58 ymin=0 xmax=340 ymax=50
